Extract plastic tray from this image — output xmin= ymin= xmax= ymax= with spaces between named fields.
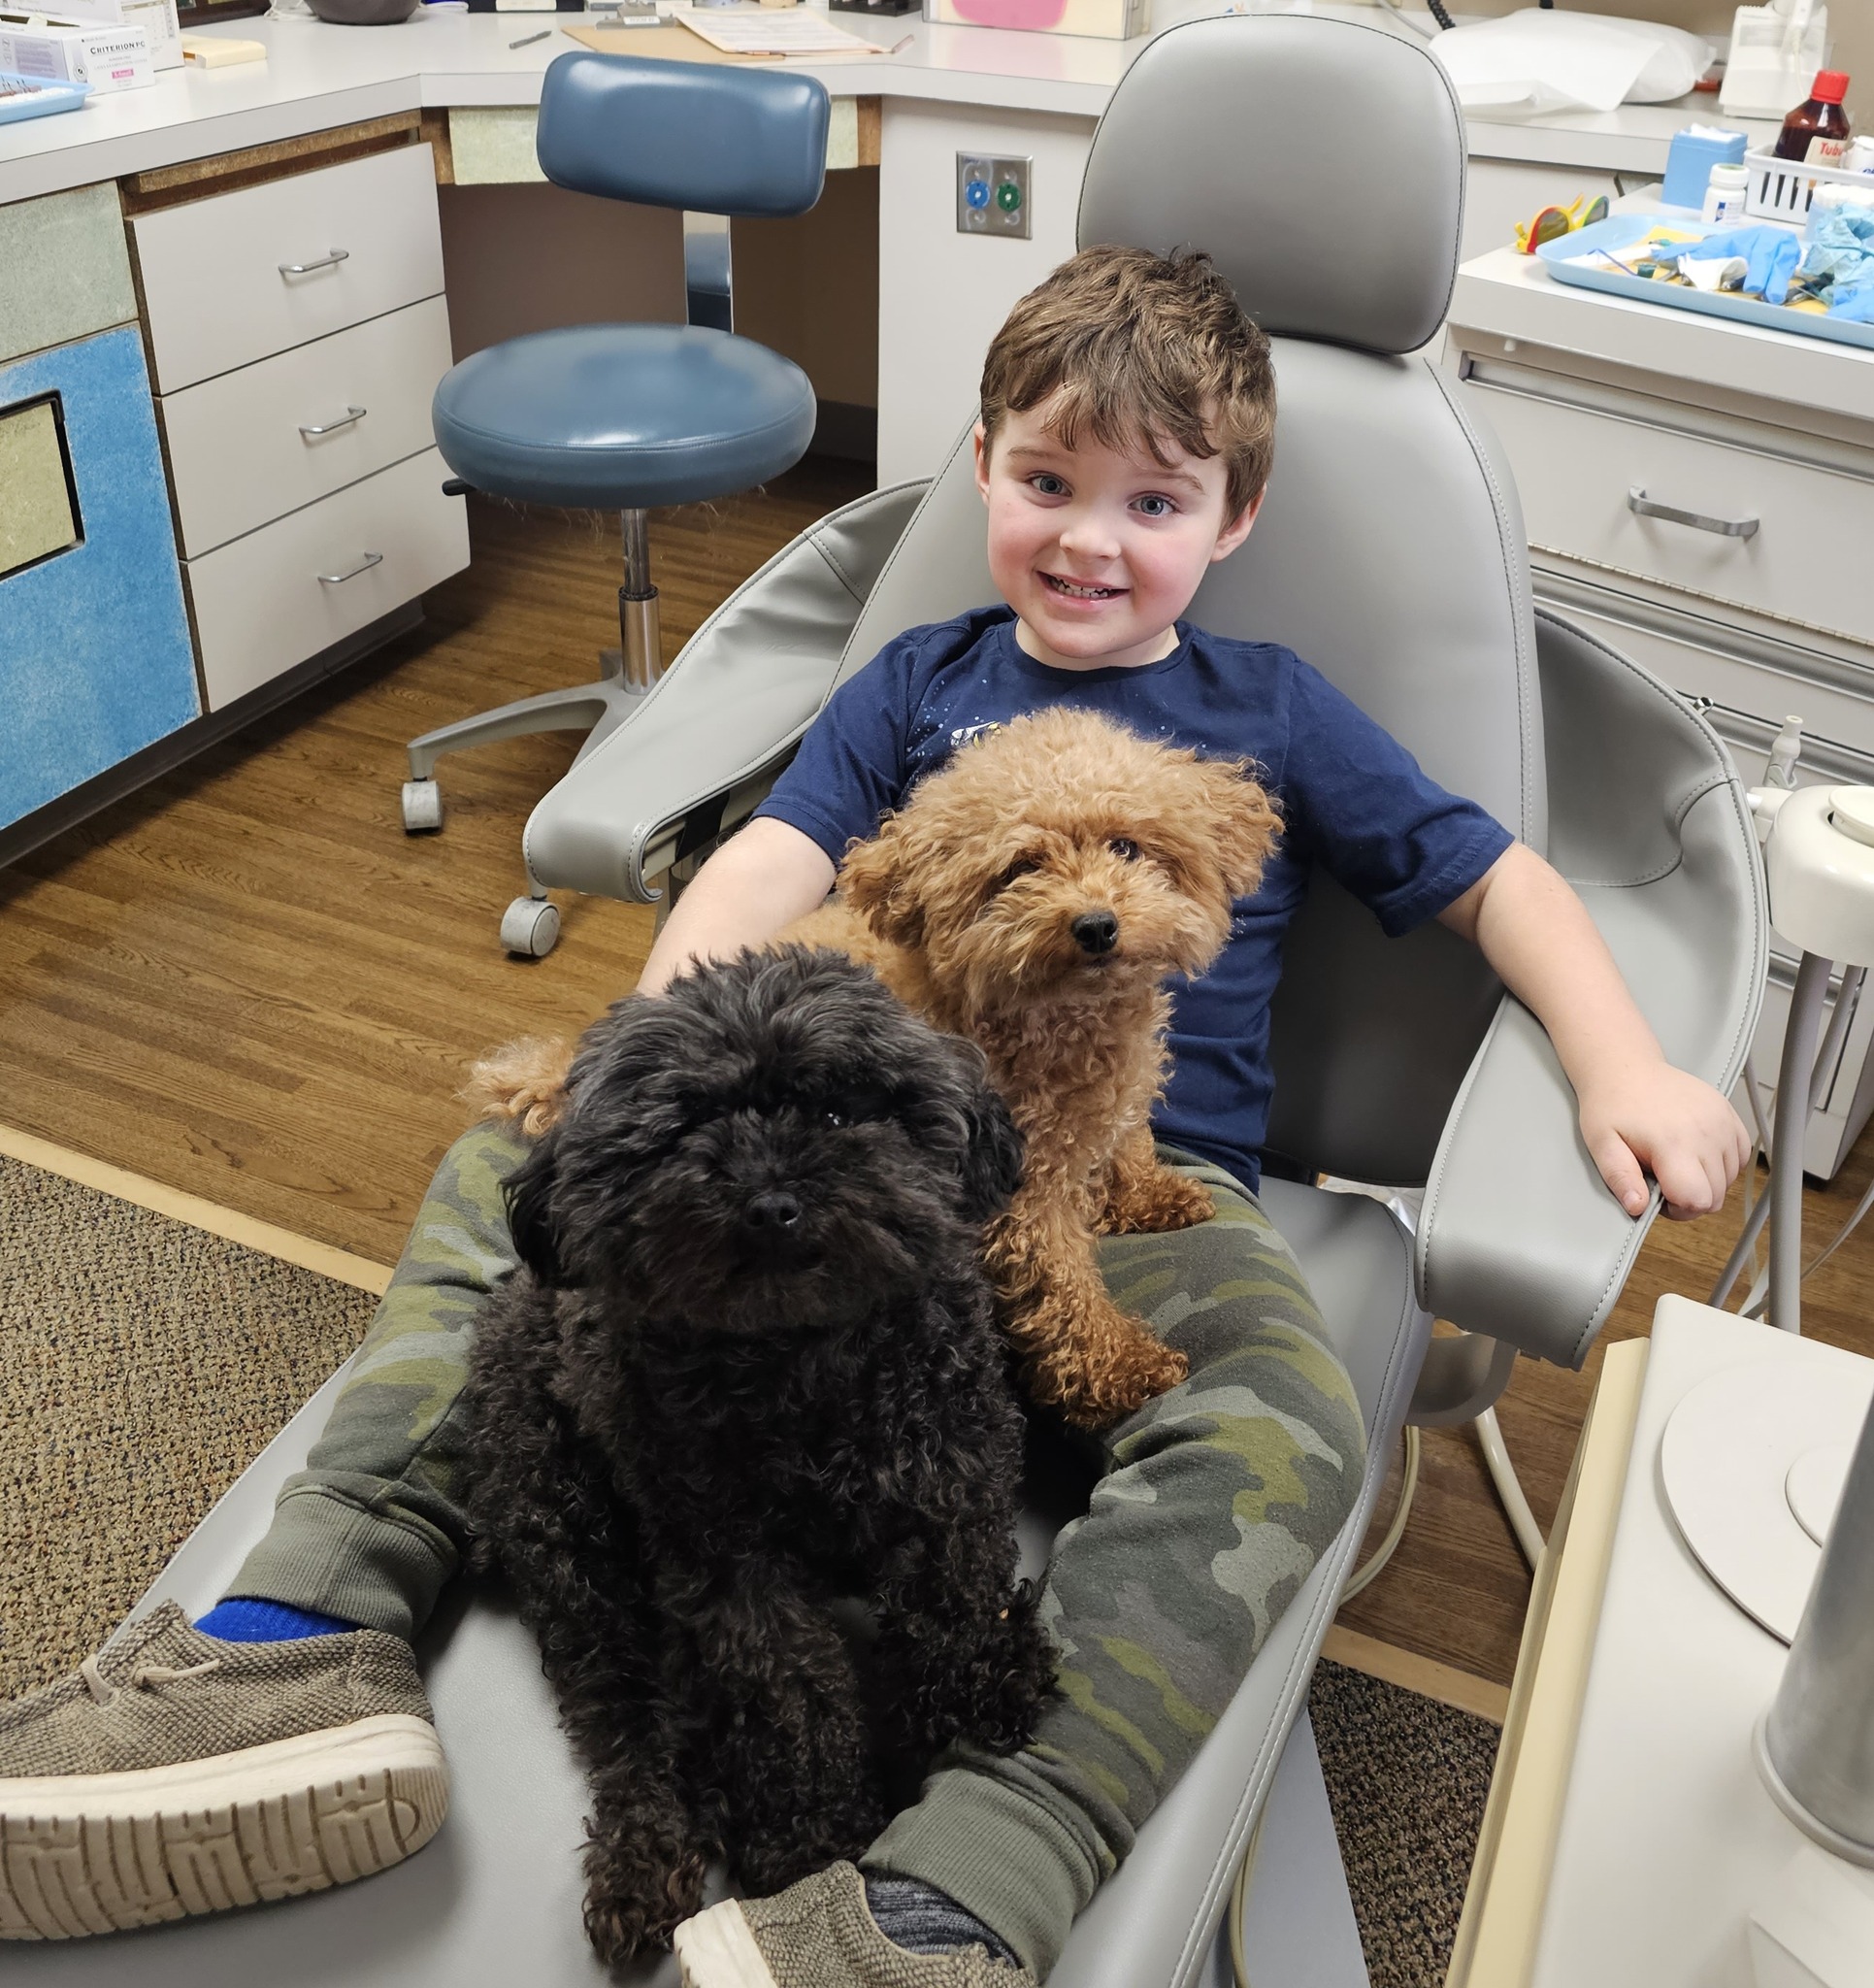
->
xmin=1537 ymin=212 xmax=1874 ymax=356
xmin=0 ymin=72 xmax=90 ymax=123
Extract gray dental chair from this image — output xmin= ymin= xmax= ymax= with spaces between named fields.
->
xmin=17 ymin=16 xmax=1763 ymax=1988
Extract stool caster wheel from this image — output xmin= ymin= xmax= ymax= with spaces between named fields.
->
xmin=501 ymin=896 xmax=560 ymax=958
xmin=402 ymin=779 xmax=443 ymax=834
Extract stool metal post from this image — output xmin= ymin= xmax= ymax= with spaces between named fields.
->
xmin=618 ymin=507 xmax=661 ymax=694
xmin=1767 ymin=948 xmax=1831 ymax=1332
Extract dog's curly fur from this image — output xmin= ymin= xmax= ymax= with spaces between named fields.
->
xmin=464 ymin=709 xmax=1279 ymax=1429
xmin=459 ymin=947 xmax=1055 ymax=1965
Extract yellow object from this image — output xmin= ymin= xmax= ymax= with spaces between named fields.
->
xmin=1514 ymin=192 xmax=1610 ymax=255
xmin=0 ymin=401 xmax=78 ymax=580
xmin=179 ymin=34 xmax=266 ymax=66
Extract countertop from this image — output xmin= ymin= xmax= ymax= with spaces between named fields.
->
xmin=0 ymin=1 xmax=1781 ymax=206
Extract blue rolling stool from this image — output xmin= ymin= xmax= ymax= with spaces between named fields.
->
xmin=407 ymin=52 xmax=828 ymax=957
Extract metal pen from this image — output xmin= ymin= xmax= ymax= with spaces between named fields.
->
xmin=509 ymin=28 xmax=551 ymax=47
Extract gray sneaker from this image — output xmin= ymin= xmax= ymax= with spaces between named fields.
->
xmin=674 ymin=1864 xmax=1036 ymax=1988
xmin=0 ymin=1602 xmax=447 ymax=1940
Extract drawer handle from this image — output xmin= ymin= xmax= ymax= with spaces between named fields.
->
xmin=299 ymin=406 xmax=368 ymax=440
xmin=1627 ymin=486 xmax=1759 ymax=541
xmin=279 ymin=248 xmax=350 ymax=277
xmin=317 ymin=550 xmax=384 ymax=585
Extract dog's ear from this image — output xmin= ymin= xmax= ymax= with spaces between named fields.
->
xmin=952 ymin=1058 xmax=1025 ymax=1224
xmin=503 ymin=1131 xmax=566 ymax=1287
xmin=1192 ymin=759 xmax=1284 ymax=901
xmin=838 ymin=815 xmax=924 ymax=948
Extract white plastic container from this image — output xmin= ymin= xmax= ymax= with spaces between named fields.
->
xmin=1746 ymin=145 xmax=1874 ymax=222
xmin=1702 ymin=162 xmax=1751 ymax=223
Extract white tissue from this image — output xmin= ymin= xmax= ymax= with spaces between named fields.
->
xmin=1430 ymin=10 xmax=1714 ymax=116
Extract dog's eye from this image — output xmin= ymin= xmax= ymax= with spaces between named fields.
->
xmin=1109 ymin=838 xmax=1140 ymax=862
xmin=993 ymin=857 xmax=1039 ymax=896
xmin=821 ymin=1106 xmax=848 ymax=1129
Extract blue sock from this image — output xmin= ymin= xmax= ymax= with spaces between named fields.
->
xmin=862 ymin=1874 xmax=1021 ymax=1970
xmin=194 ymin=1598 xmax=359 ymax=1643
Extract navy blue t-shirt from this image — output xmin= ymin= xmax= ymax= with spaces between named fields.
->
xmin=755 ymin=607 xmax=1514 ymax=1192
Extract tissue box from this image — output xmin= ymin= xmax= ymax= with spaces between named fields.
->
xmin=923 ymin=0 xmax=1148 ymax=43
xmin=0 ymin=13 xmax=153 ymax=87
xmin=1662 ymin=125 xmax=1750 ymax=210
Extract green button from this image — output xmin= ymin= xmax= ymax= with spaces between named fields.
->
xmin=996 ymin=181 xmax=1023 ymax=213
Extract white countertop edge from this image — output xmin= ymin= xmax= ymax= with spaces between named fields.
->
xmin=0 ymin=6 xmax=1770 ymax=207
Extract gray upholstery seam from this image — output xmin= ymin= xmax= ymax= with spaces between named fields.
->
xmin=1414 ymin=994 xmax=1510 ymax=1321
xmin=1173 ymin=1256 xmax=1418 ymax=1988
xmin=828 ymin=423 xmax=978 ymax=701
xmin=1426 ymin=358 xmax=1542 ymax=849
xmin=441 ymin=401 xmax=812 ymax=461
xmin=1531 ymin=604 xmax=1767 ymax=1102
xmin=813 ymin=480 xmax=926 ymax=600
xmin=1561 ymin=768 xmax=1735 ymax=889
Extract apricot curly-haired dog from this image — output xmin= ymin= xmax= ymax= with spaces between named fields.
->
xmin=468 ymin=709 xmax=1280 ymax=1426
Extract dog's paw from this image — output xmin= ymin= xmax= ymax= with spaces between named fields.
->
xmin=1043 ymin=1331 xmax=1190 ymax=1430
xmin=965 ymin=1586 xmax=1058 ymax=1753
xmin=581 ymin=1830 xmax=707 ymax=1961
xmin=461 ymin=1035 xmax=575 ymax=1137
xmin=1104 ymin=1168 xmax=1215 ymax=1235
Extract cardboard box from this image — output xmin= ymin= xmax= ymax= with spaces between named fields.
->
xmin=923 ymin=0 xmax=1148 ymax=42
xmin=51 ymin=0 xmax=182 ymax=70
xmin=0 ymin=13 xmax=155 ymax=86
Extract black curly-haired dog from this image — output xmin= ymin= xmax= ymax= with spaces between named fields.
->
xmin=460 ymin=946 xmax=1057 ymax=1964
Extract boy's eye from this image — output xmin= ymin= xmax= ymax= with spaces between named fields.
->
xmin=1134 ymin=494 xmax=1176 ymax=518
xmin=1109 ymin=838 xmax=1139 ymax=861
xmin=1029 ymin=474 xmax=1069 ymax=498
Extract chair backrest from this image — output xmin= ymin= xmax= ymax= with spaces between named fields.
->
xmin=535 ymin=51 xmax=829 ymax=218
xmin=835 ymin=14 xmax=1542 ymax=1186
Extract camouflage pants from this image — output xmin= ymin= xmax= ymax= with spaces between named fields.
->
xmin=232 ymin=1127 xmax=1364 ymax=1981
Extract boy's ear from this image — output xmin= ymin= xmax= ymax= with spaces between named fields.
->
xmin=1211 ymin=487 xmax=1266 ymax=563
xmin=1193 ymin=759 xmax=1283 ymax=900
xmin=972 ymin=420 xmax=992 ymax=506
xmin=838 ymin=817 xmax=925 ymax=948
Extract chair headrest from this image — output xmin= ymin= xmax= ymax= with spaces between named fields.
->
xmin=1077 ymin=15 xmax=1464 ymax=355
xmin=538 ymin=52 xmax=828 ymax=219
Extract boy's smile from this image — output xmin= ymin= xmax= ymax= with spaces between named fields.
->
xmin=974 ymin=399 xmax=1262 ymax=674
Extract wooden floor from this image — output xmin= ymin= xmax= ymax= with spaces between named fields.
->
xmin=6 ymin=472 xmax=1872 ymax=1691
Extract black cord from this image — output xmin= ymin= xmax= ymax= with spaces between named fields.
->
xmin=1426 ymin=0 xmax=1456 ymax=27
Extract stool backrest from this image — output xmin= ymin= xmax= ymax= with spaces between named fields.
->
xmin=536 ymin=51 xmax=829 ymax=218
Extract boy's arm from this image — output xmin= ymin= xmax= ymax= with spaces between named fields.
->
xmin=1438 ymin=843 xmax=1752 ymax=1221
xmin=636 ymin=817 xmax=837 ymax=999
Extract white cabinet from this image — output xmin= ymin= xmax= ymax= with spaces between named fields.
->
xmin=1449 ymin=247 xmax=1874 ymax=1176
xmin=131 ymin=141 xmax=467 ymax=711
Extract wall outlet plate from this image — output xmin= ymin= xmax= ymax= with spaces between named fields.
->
xmin=957 ymin=153 xmax=1031 ymax=239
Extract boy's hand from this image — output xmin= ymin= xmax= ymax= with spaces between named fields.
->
xmin=1577 ymin=1058 xmax=1752 ymax=1221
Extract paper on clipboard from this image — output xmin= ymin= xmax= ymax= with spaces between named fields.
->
xmin=669 ymin=7 xmax=902 ymax=55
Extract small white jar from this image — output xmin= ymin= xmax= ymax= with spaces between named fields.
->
xmin=1701 ymin=162 xmax=1751 ymax=224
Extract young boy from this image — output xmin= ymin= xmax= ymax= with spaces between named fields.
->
xmin=0 ymin=248 xmax=1747 ymax=1987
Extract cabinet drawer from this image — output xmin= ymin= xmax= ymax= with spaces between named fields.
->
xmin=1467 ymin=371 xmax=1874 ymax=651
xmin=186 ymin=448 xmax=467 ymax=710
xmin=161 ymin=297 xmax=454 ymax=557
xmin=134 ymin=146 xmax=444 ymax=393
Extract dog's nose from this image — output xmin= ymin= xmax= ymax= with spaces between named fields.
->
xmin=744 ymin=1190 xmax=803 ymax=1231
xmin=1071 ymin=911 xmax=1119 ymax=955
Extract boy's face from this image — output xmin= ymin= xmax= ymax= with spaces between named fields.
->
xmin=973 ymin=397 xmax=1262 ymax=673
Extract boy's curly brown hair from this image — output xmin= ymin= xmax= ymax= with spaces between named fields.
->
xmin=978 ymin=245 xmax=1276 ymax=521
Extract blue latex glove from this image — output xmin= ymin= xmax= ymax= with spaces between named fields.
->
xmin=1683 ymin=225 xmax=1803 ymax=304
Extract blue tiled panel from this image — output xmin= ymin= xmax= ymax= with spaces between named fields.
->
xmin=0 ymin=325 xmax=199 ymax=830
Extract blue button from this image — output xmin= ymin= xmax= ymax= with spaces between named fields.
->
xmin=965 ymin=178 xmax=990 ymax=210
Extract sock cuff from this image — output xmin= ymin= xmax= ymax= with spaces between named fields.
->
xmin=196 ymin=1598 xmax=358 ymax=1643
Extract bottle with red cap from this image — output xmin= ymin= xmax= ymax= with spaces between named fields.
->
xmin=1774 ymin=70 xmax=1854 ymax=167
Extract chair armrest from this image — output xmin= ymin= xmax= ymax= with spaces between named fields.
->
xmin=1415 ymin=610 xmax=1767 ymax=1368
xmin=522 ymin=478 xmax=926 ymax=904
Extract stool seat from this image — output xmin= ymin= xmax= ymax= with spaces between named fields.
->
xmin=431 ymin=321 xmax=817 ymax=511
